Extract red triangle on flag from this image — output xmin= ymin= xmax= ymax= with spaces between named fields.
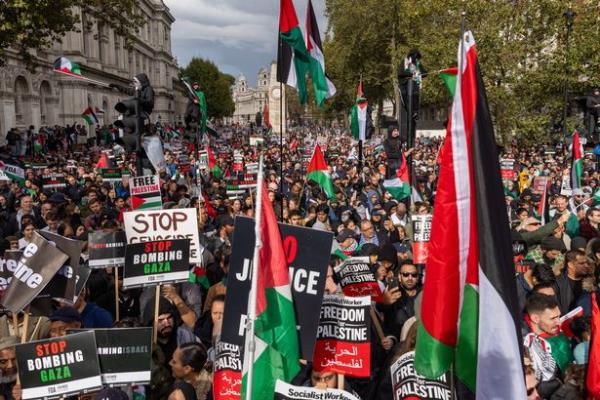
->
xmin=131 ymin=195 xmax=145 ymax=209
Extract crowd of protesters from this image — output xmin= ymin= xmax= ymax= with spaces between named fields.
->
xmin=0 ymin=120 xmax=598 ymax=400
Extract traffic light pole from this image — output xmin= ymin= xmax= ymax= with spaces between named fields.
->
xmin=135 ymin=90 xmax=143 ymax=176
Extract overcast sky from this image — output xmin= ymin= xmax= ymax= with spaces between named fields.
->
xmin=163 ymin=0 xmax=328 ymax=85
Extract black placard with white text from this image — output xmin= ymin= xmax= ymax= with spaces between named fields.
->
xmin=123 ymin=239 xmax=190 ymax=288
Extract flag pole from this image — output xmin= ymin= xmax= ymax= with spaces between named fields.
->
xmin=53 ymin=71 xmax=112 ymax=88
xmin=244 ymin=153 xmax=264 ymax=400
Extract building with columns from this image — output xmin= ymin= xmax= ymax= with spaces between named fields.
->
xmin=231 ymin=66 xmax=271 ymax=125
xmin=0 ymin=0 xmax=187 ymax=143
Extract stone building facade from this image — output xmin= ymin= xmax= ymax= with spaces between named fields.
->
xmin=231 ymin=66 xmax=270 ymax=125
xmin=0 ymin=0 xmax=187 ymax=143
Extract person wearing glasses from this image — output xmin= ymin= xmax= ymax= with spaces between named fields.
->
xmin=380 ymin=260 xmax=421 ymax=348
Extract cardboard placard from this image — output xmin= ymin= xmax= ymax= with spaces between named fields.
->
xmin=1 ymin=232 xmax=68 ymax=313
xmin=213 ymin=341 xmax=243 ymax=400
xmin=71 ymin=328 xmax=152 ymax=385
xmin=0 ymin=251 xmax=22 ymax=296
xmin=123 ymin=239 xmax=190 ymax=288
xmin=334 ymin=257 xmax=382 ymax=301
xmin=391 ymin=351 xmax=452 ymax=400
xmin=313 ymin=295 xmax=371 ymax=377
xmin=130 ymin=175 xmax=162 ymax=211
xmin=98 ymin=168 xmax=124 ymax=183
xmin=411 ymin=215 xmax=432 ymax=265
xmin=88 ymin=231 xmax=127 ymax=268
xmin=221 ymin=217 xmax=332 ymax=360
xmin=124 ymin=209 xmax=202 ymax=264
xmin=42 ymin=174 xmax=66 ymax=190
xmin=16 ymin=331 xmax=102 ymax=399
xmin=275 ymin=380 xmax=359 ymax=400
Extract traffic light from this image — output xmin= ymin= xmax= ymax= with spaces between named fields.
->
xmin=114 ymin=97 xmax=143 ymax=152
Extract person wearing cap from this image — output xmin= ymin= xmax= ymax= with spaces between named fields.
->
xmin=526 ymin=236 xmax=566 ymax=274
xmin=48 ymin=306 xmax=82 ymax=338
xmin=0 ymin=336 xmax=19 ymax=399
xmin=334 ymin=229 xmax=360 ymax=259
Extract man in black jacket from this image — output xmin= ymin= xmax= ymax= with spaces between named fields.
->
xmin=554 ymin=249 xmax=593 ymax=314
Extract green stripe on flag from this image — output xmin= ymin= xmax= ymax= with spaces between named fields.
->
xmin=414 ymin=321 xmax=455 ymax=379
xmin=455 ymin=283 xmax=478 ymax=392
xmin=137 ymin=201 xmax=163 ymax=210
xmin=307 ymin=170 xmax=335 ymax=199
xmin=280 ymin=26 xmax=310 ymax=104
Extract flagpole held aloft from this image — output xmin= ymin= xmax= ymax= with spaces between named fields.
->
xmin=243 ymin=153 xmax=264 ymax=400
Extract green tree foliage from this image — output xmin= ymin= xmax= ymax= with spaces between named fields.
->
xmin=181 ymin=57 xmax=235 ymax=120
xmin=324 ymin=0 xmax=600 ymax=144
xmin=0 ymin=0 xmax=143 ymax=66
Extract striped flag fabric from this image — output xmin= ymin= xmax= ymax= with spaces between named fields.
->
xmin=82 ymin=107 xmax=98 ymax=125
xmin=383 ymin=152 xmax=411 ymax=201
xmin=241 ymin=181 xmax=301 ymax=398
xmin=414 ymin=31 xmax=526 ymax=398
xmin=277 ymin=0 xmax=311 ymax=104
xmin=306 ymin=0 xmax=336 ymax=107
xmin=587 ymin=293 xmax=600 ymax=397
xmin=53 ymin=57 xmax=82 ymax=77
xmin=307 ymin=144 xmax=335 ymax=199
xmin=571 ymin=130 xmax=583 ymax=191
xmin=350 ymin=80 xmax=368 ymax=141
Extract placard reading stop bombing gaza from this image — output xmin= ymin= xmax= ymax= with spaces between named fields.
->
xmin=16 ymin=330 xmax=102 ymax=399
xmin=123 ymin=239 xmax=190 ymax=288
xmin=124 ymin=209 xmax=202 ymax=264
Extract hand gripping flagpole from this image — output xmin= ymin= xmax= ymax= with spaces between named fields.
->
xmin=244 ymin=153 xmax=264 ymax=400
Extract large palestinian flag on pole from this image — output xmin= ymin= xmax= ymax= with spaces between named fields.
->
xmin=307 ymin=144 xmax=335 ymax=199
xmin=306 ymin=0 xmax=336 ymax=107
xmin=350 ymin=79 xmax=368 ymax=141
xmin=277 ymin=0 xmax=310 ymax=104
xmin=241 ymin=181 xmax=300 ymax=399
xmin=414 ymin=31 xmax=526 ymax=398
xmin=571 ymin=130 xmax=583 ymax=191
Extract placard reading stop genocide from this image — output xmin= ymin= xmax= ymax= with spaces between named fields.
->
xmin=16 ymin=330 xmax=102 ymax=399
xmin=124 ymin=209 xmax=202 ymax=264
xmin=123 ymin=239 xmax=190 ymax=288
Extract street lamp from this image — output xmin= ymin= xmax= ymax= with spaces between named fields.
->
xmin=562 ymin=7 xmax=576 ymax=139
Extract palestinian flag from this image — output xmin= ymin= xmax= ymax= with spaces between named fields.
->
xmin=277 ymin=0 xmax=310 ymax=104
xmin=571 ymin=130 xmax=583 ymax=191
xmin=439 ymin=67 xmax=458 ymax=97
xmin=307 ymin=144 xmax=335 ymax=199
xmin=306 ymin=0 xmax=336 ymax=107
xmin=189 ymin=265 xmax=210 ymax=289
xmin=414 ymin=31 xmax=526 ymax=398
xmin=383 ymin=152 xmax=411 ymax=200
xmin=0 ymin=160 xmax=25 ymax=185
xmin=130 ymin=191 xmax=162 ymax=211
xmin=587 ymin=292 xmax=600 ymax=397
xmin=95 ymin=152 xmax=114 ymax=169
xmin=263 ymin=103 xmax=271 ymax=129
xmin=207 ymin=145 xmax=223 ymax=179
xmin=53 ymin=57 xmax=82 ymax=77
xmin=82 ymin=107 xmax=98 ymax=125
xmin=350 ymin=80 xmax=368 ymax=141
xmin=241 ymin=181 xmax=300 ymax=399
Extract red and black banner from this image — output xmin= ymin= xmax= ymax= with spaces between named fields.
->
xmin=313 ymin=295 xmax=371 ymax=377
xmin=391 ymin=351 xmax=452 ymax=400
xmin=213 ymin=341 xmax=242 ymax=400
xmin=411 ymin=215 xmax=432 ymax=265
xmin=42 ymin=174 xmax=66 ymax=190
xmin=88 ymin=231 xmax=127 ymax=268
xmin=333 ymin=257 xmax=382 ymax=301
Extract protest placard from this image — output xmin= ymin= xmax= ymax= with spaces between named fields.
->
xmin=0 ymin=251 xmax=22 ymax=295
xmin=411 ymin=214 xmax=432 ymax=265
xmin=221 ymin=216 xmax=332 ymax=360
xmin=39 ymin=231 xmax=84 ymax=303
xmin=16 ymin=330 xmax=102 ymax=399
xmin=391 ymin=351 xmax=452 ymax=400
xmin=88 ymin=231 xmax=127 ymax=268
xmin=1 ymin=232 xmax=69 ymax=313
xmin=71 ymin=328 xmax=152 ymax=385
xmin=130 ymin=175 xmax=162 ymax=211
xmin=274 ymin=380 xmax=360 ymax=400
xmin=42 ymin=174 xmax=66 ymax=190
xmin=313 ymin=295 xmax=371 ymax=377
xmin=98 ymin=168 xmax=124 ymax=184
xmin=334 ymin=257 xmax=382 ymax=301
xmin=124 ymin=208 xmax=202 ymax=264
xmin=213 ymin=341 xmax=243 ymax=400
xmin=123 ymin=239 xmax=190 ymax=288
